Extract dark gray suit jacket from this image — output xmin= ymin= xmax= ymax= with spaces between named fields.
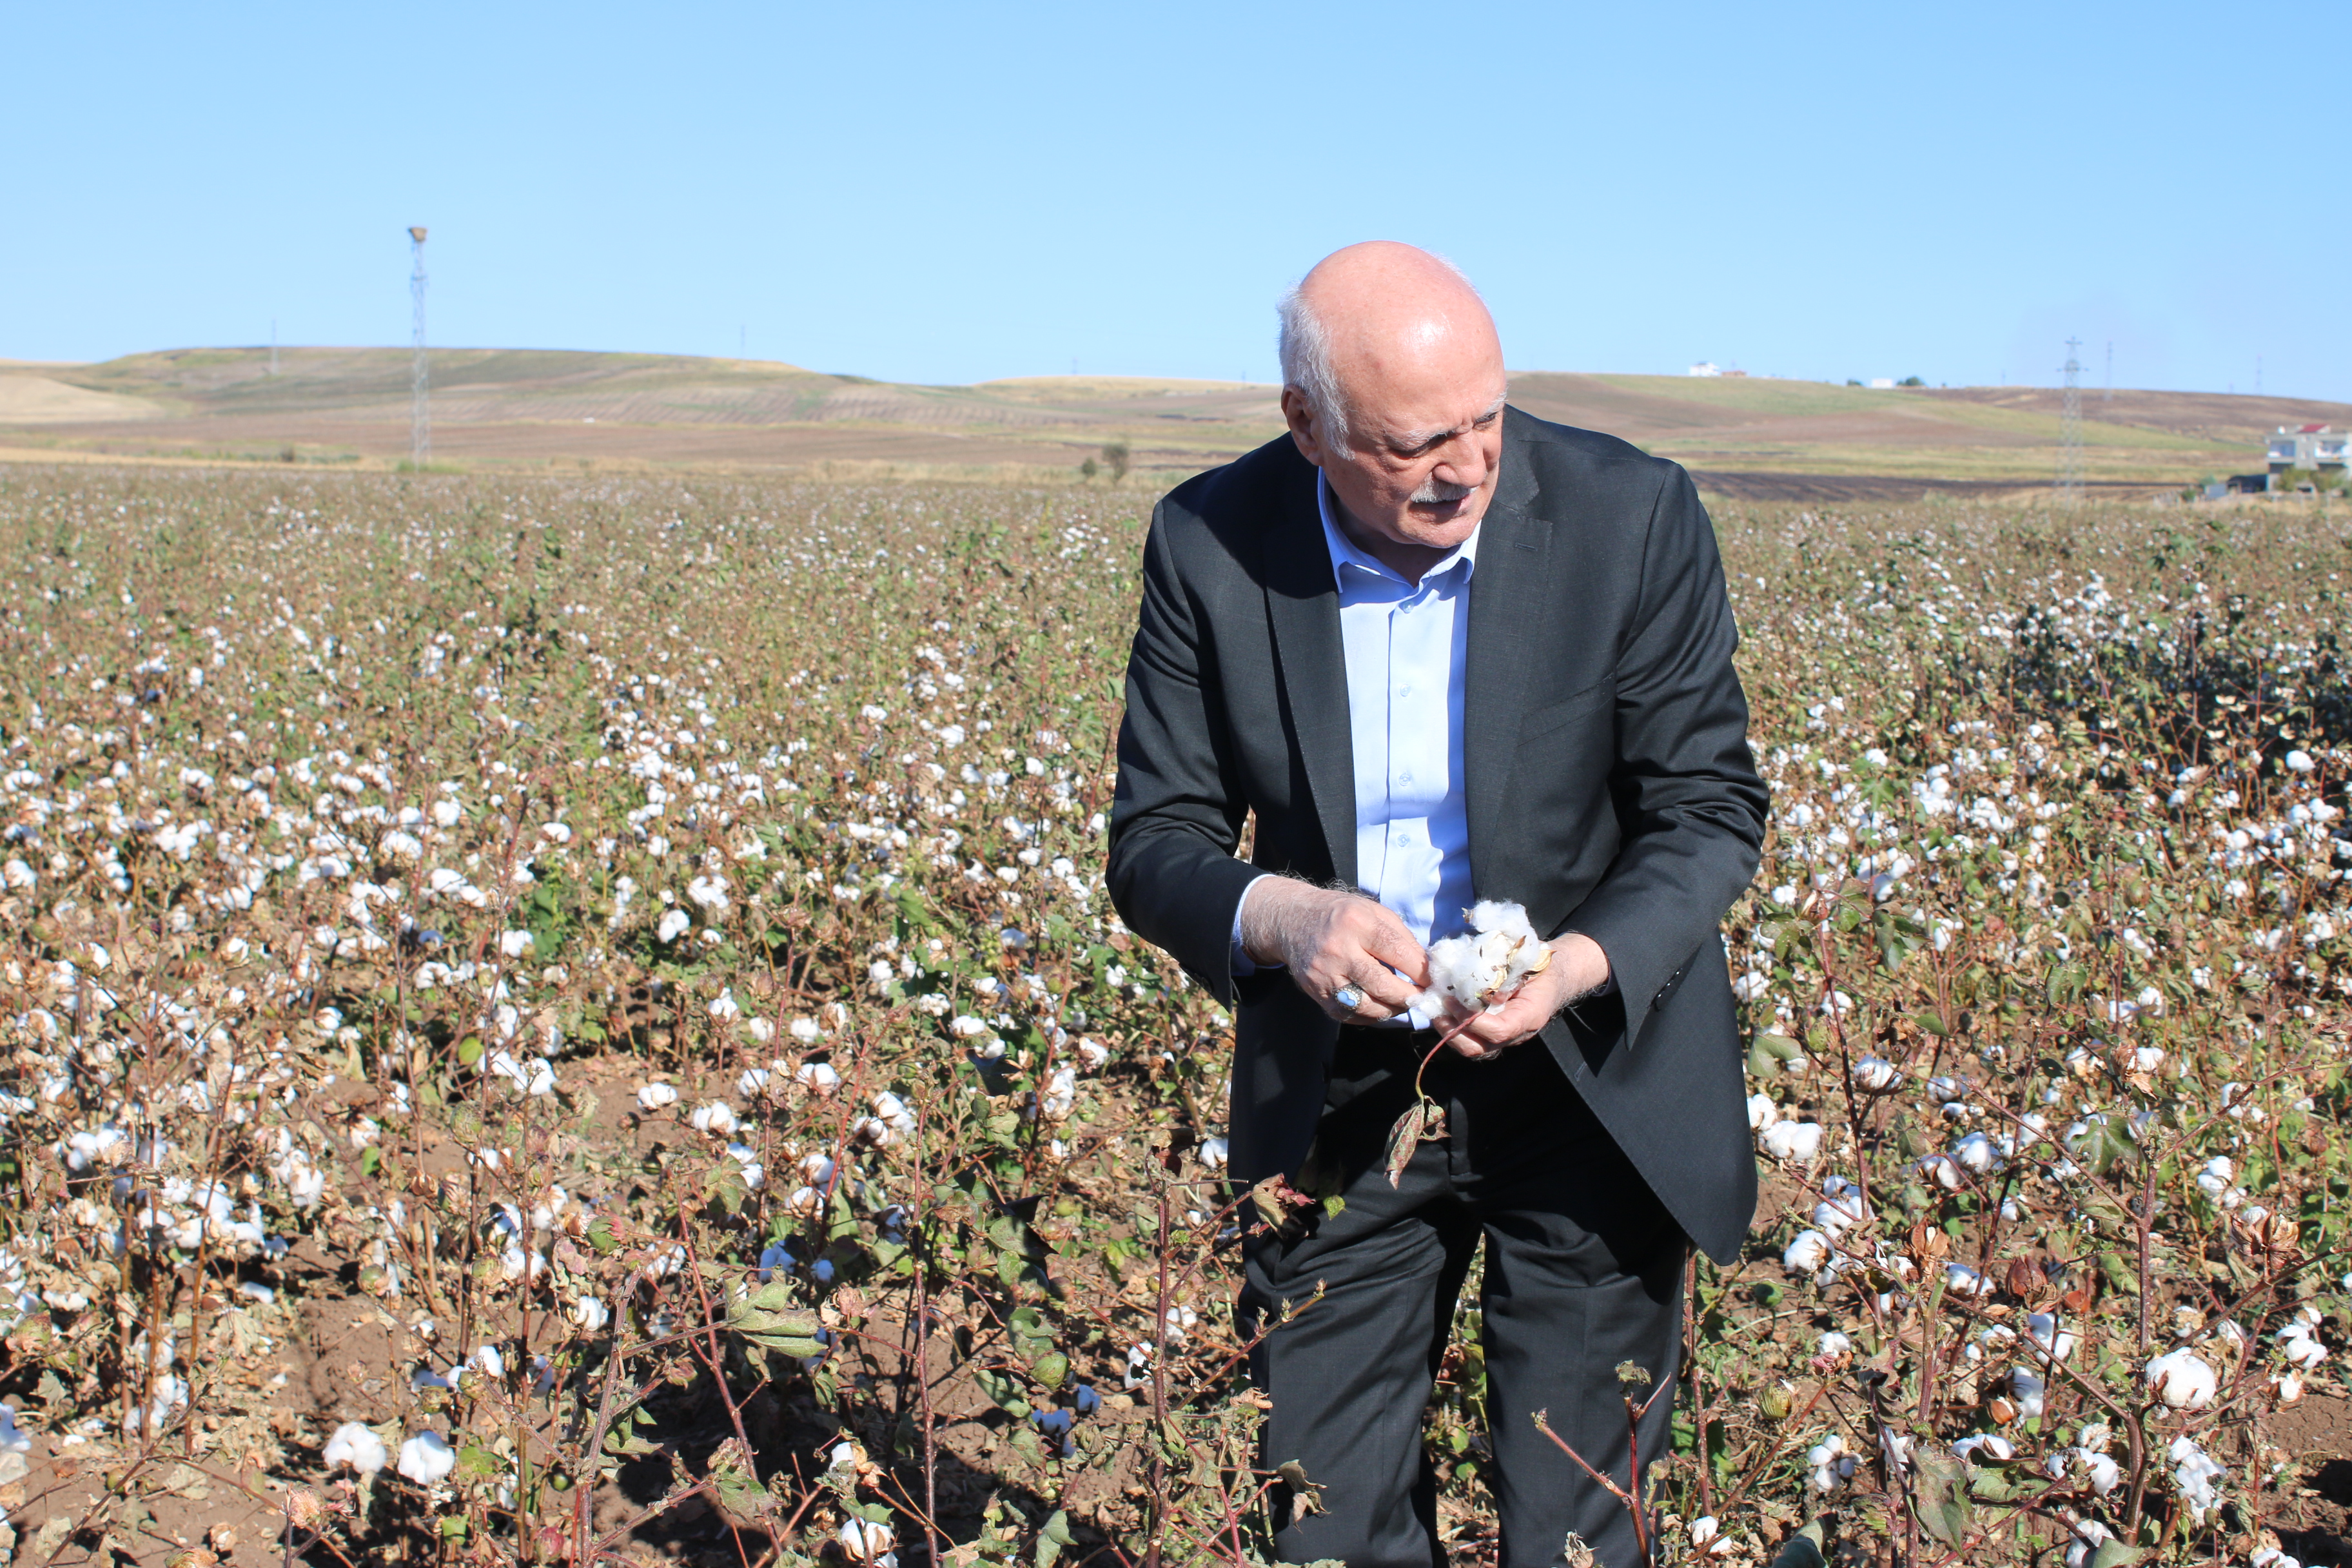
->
xmin=1106 ymin=409 xmax=1768 ymax=1263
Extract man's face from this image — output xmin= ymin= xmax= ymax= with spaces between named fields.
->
xmin=1282 ymin=351 xmax=1508 ymax=556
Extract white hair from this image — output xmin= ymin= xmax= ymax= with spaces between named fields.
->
xmin=1277 ymin=252 xmax=1479 ymax=461
xmin=1277 ymin=283 xmax=1355 ymax=458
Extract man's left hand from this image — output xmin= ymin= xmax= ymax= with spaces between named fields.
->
xmin=1438 ymin=933 xmax=1610 ymax=1058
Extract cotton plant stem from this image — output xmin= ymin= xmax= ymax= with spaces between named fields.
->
xmin=1410 ymin=1010 xmax=1492 ymax=1104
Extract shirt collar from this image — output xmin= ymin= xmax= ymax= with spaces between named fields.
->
xmin=1315 ymin=473 xmax=1481 ymax=593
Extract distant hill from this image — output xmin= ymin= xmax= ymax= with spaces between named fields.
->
xmin=4 ymin=348 xmax=2344 ymax=498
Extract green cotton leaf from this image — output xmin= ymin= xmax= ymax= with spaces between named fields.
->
xmin=1035 ymin=1509 xmax=1073 ymax=1568
xmin=1007 ymin=1304 xmax=1054 ymax=1358
xmin=707 ymin=1163 xmax=749 ymax=1216
xmin=2098 ymin=1251 xmax=2141 ymax=1294
xmin=707 ymin=1438 xmax=768 ymax=1521
xmin=827 ymin=1183 xmax=861 ymax=1242
xmin=2086 ymin=1542 xmax=2143 ymax=1568
xmin=1911 ymin=1446 xmax=1974 ymax=1547
xmin=973 ymin=1366 xmax=1032 ymax=1419
xmin=724 ymin=1279 xmax=825 ymax=1357
xmin=457 ymin=1443 xmax=502 ymax=1480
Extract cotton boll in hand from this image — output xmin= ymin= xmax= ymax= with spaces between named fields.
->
xmin=1413 ymin=901 xmax=1552 ymax=1015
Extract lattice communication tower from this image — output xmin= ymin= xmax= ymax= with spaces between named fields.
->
xmin=409 ymin=227 xmax=430 ymax=469
xmin=2058 ymin=338 xmax=2084 ymax=504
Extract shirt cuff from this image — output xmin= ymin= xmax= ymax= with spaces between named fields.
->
xmin=1230 ymin=872 xmax=1274 ymax=977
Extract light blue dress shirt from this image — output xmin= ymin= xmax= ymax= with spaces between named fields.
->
xmin=1231 ymin=476 xmax=1478 ymax=1006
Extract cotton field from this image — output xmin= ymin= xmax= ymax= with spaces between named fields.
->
xmin=0 ymin=466 xmax=2342 ymax=1567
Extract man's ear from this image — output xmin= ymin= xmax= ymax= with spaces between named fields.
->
xmin=1280 ymin=387 xmax=1324 ymax=468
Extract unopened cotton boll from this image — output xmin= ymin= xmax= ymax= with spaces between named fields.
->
xmin=324 ymin=1420 xmax=388 ymax=1475
xmin=398 ymin=1431 xmax=457 ymax=1484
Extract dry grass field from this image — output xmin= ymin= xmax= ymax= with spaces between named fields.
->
xmin=4 ymin=351 xmax=2343 ymax=501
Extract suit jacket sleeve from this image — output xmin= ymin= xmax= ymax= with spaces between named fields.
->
xmin=1568 ymin=464 xmax=1767 ymax=1047
xmin=1105 ymin=500 xmax=1262 ymax=1004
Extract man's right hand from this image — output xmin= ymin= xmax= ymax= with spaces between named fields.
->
xmin=1237 ymin=879 xmax=1429 ymax=1023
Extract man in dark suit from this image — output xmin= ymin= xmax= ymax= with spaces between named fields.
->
xmin=1106 ymin=242 xmax=1767 ymax=1567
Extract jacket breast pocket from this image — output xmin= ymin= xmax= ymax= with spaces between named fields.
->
xmin=1517 ymin=676 xmax=1614 ymax=745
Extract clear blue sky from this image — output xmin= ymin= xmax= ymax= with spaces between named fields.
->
xmin=6 ymin=2 xmax=2342 ymax=400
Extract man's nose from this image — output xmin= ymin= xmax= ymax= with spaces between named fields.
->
xmin=1431 ymin=433 xmax=1489 ymax=489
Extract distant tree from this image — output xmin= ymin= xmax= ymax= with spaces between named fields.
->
xmin=1101 ymin=442 xmax=1130 ymax=485
xmin=1845 ymin=379 xmax=1863 ymax=387
xmin=1080 ymin=457 xmax=1099 ymax=482
xmin=1899 ymin=376 xmax=1925 ymax=387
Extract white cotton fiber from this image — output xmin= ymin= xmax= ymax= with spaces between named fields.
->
xmin=1413 ymin=900 xmax=1551 ymax=1015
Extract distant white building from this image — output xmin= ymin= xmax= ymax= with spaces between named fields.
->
xmin=2268 ymin=424 xmax=2349 ymax=474
xmin=1868 ymin=378 xmax=1896 ymax=389
xmin=1687 ymin=362 xmax=1721 ymax=378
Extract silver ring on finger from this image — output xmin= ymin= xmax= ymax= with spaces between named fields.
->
xmin=1332 ymin=984 xmax=1366 ymax=1013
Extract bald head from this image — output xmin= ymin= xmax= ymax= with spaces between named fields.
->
xmin=1277 ymin=243 xmax=1509 ymax=575
xmin=1278 ymin=242 xmax=1503 ymax=458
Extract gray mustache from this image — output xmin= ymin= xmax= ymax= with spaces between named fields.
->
xmin=1410 ymin=477 xmax=1475 ymax=505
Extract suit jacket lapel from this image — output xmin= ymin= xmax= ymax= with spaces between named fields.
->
xmin=1262 ymin=460 xmax=1357 ymax=887
xmin=1464 ymin=413 xmax=1548 ymax=897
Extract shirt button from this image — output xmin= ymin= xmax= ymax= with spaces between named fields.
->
xmin=1398 ymin=771 xmax=1414 ymax=785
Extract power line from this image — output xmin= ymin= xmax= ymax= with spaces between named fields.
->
xmin=2059 ymin=338 xmax=2084 ymax=505
xmin=409 ymin=226 xmax=430 ymax=469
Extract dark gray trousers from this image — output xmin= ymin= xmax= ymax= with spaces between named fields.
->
xmin=1241 ymin=1028 xmax=1687 ymax=1568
